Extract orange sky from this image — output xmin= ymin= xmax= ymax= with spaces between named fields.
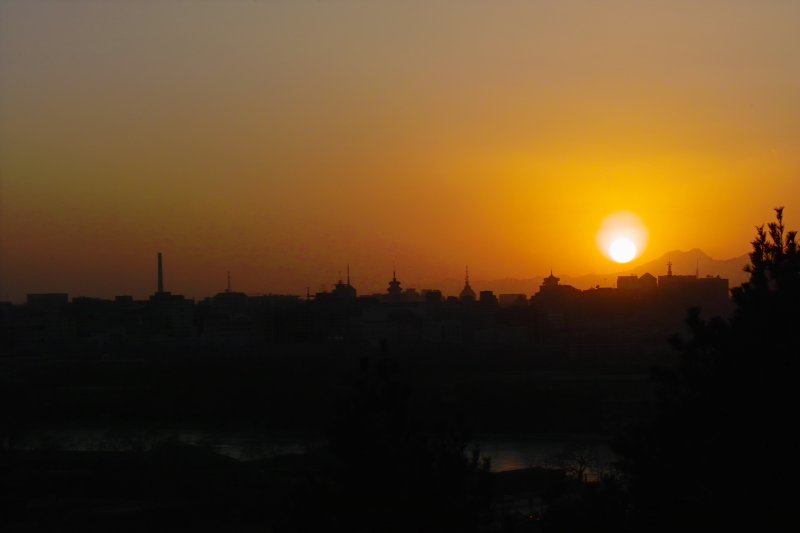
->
xmin=1 ymin=1 xmax=799 ymax=302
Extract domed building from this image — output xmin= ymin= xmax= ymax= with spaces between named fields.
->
xmin=459 ymin=267 xmax=476 ymax=302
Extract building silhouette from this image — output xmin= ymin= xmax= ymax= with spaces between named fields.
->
xmin=479 ymin=290 xmax=498 ymax=306
xmin=617 ymin=272 xmax=657 ymax=292
xmin=315 ymin=265 xmax=357 ymax=305
xmin=384 ymin=268 xmax=404 ymax=303
xmin=615 ymin=261 xmax=729 ymax=311
xmin=498 ymin=293 xmax=528 ymax=307
xmin=147 ymin=252 xmax=194 ymax=336
xmin=0 ymin=252 xmax=735 ymax=355
xmin=530 ymin=270 xmax=581 ymax=329
xmin=459 ymin=267 xmax=476 ymax=302
xmin=533 ymin=270 xmax=581 ymax=300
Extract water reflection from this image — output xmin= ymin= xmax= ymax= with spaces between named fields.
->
xmin=19 ymin=428 xmax=616 ymax=476
xmin=475 ymin=435 xmax=615 ymax=474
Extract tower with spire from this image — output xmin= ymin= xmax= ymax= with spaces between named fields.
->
xmin=459 ymin=266 xmax=476 ymax=302
xmin=385 ymin=266 xmax=404 ymax=302
xmin=541 ymin=269 xmax=561 ymax=289
xmin=532 ymin=267 xmax=580 ymax=307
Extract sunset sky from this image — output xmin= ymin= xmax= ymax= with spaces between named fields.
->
xmin=1 ymin=1 xmax=798 ymax=302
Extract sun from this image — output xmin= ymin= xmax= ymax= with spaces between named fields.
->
xmin=609 ymin=238 xmax=637 ymax=263
xmin=596 ymin=211 xmax=648 ymax=264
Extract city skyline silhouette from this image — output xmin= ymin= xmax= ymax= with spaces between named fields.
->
xmin=4 ymin=246 xmax=749 ymax=304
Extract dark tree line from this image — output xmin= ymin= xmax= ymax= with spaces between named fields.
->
xmin=619 ymin=207 xmax=800 ymax=531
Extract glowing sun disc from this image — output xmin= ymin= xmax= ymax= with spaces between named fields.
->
xmin=609 ymin=238 xmax=637 ymax=263
xmin=597 ymin=211 xmax=648 ymax=263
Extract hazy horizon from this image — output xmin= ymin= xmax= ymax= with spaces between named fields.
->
xmin=2 ymin=246 xmax=749 ymax=303
xmin=2 ymin=1 xmax=796 ymax=301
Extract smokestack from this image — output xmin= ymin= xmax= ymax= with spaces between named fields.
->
xmin=157 ymin=252 xmax=164 ymax=293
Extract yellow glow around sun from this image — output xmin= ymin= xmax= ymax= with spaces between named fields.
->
xmin=597 ymin=212 xmax=648 ymax=264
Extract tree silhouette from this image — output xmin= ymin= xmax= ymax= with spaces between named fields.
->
xmin=619 ymin=208 xmax=800 ymax=532
xmin=282 ymin=354 xmax=491 ymax=533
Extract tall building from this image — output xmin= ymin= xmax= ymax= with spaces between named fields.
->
xmin=385 ymin=268 xmax=403 ymax=303
xmin=459 ymin=267 xmax=476 ymax=302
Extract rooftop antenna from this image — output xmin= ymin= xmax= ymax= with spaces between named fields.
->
xmin=226 ymin=271 xmax=231 ymax=293
xmin=393 ymin=263 xmax=397 ymax=281
xmin=157 ymin=252 xmax=164 ymax=293
xmin=347 ymin=264 xmax=351 ymax=286
xmin=667 ymin=256 xmax=673 ymax=276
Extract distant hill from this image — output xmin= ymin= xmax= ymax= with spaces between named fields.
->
xmin=419 ymin=249 xmax=750 ymax=297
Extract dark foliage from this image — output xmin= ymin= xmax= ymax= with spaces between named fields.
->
xmin=320 ymin=354 xmax=492 ymax=533
xmin=619 ymin=208 xmax=800 ymax=531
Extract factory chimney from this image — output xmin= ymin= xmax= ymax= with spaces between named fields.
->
xmin=157 ymin=252 xmax=164 ymax=293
